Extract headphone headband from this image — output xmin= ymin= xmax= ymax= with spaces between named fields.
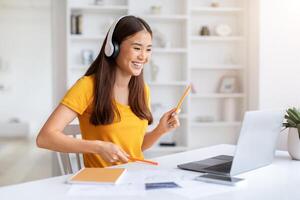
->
xmin=104 ymin=15 xmax=128 ymax=57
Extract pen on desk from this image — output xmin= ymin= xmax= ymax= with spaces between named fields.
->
xmin=129 ymin=157 xmax=159 ymax=166
xmin=175 ymin=84 xmax=192 ymax=113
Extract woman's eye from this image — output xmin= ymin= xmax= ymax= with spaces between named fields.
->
xmin=134 ymin=47 xmax=141 ymax=50
xmin=147 ymin=49 xmax=152 ymax=52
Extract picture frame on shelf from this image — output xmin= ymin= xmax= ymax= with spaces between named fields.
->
xmin=218 ymin=75 xmax=237 ymax=93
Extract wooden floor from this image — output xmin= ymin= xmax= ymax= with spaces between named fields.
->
xmin=0 ymin=138 xmax=52 ymax=187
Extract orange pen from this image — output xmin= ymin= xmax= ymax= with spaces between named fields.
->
xmin=175 ymin=84 xmax=192 ymax=113
xmin=129 ymin=157 xmax=159 ymax=166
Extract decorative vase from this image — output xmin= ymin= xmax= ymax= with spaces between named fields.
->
xmin=150 ymin=61 xmax=159 ymax=82
xmin=222 ymin=98 xmax=236 ymax=122
xmin=200 ymin=26 xmax=210 ymax=36
xmin=287 ymin=128 xmax=300 ymax=160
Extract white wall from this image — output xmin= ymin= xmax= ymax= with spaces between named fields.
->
xmin=247 ymin=0 xmax=259 ymax=110
xmin=259 ymin=0 xmax=300 ymax=149
xmin=0 ymin=0 xmax=52 ymax=137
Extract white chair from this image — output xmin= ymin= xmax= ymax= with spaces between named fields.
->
xmin=56 ymin=124 xmax=84 ymax=175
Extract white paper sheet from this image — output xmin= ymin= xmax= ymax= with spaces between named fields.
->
xmin=170 ymin=180 xmax=247 ymax=199
xmin=68 ymin=183 xmax=145 ymax=197
xmin=67 ymin=168 xmax=245 ymax=198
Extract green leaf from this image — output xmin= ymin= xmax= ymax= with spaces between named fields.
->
xmin=283 ymin=122 xmax=291 ymax=128
xmin=291 ymin=107 xmax=300 ymax=120
xmin=284 ymin=114 xmax=291 ymax=120
xmin=288 ymin=109 xmax=300 ymax=122
xmin=287 ymin=119 xmax=297 ymax=127
xmin=286 ymin=110 xmax=299 ymax=123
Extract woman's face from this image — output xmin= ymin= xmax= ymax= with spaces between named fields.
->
xmin=115 ymin=30 xmax=152 ymax=77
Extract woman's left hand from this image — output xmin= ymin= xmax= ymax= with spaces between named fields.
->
xmin=156 ymin=108 xmax=181 ymax=134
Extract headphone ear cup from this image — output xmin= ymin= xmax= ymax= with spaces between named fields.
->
xmin=111 ymin=41 xmax=119 ymax=59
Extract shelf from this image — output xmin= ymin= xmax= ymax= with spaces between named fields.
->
xmin=191 ymin=93 xmax=245 ymax=98
xmin=69 ymin=5 xmax=128 ymax=12
xmin=191 ymin=36 xmax=244 ymax=42
xmin=191 ymin=121 xmax=242 ymax=127
xmin=190 ymin=64 xmax=244 ymax=70
xmin=148 ymin=81 xmax=188 ymax=86
xmin=70 ymin=35 xmax=105 ymax=41
xmin=191 ymin=7 xmax=243 ymax=13
xmin=140 ymin=14 xmax=188 ymax=21
xmin=153 ymin=48 xmax=187 ymax=53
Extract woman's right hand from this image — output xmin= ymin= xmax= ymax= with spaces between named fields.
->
xmin=95 ymin=141 xmax=129 ymax=163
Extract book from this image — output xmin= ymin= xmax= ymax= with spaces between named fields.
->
xmin=68 ymin=168 xmax=126 ymax=185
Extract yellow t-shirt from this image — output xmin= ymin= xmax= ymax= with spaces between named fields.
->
xmin=61 ymin=75 xmax=150 ymax=168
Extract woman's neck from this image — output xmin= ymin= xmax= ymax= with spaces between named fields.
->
xmin=113 ymin=68 xmax=131 ymax=105
xmin=115 ymin=67 xmax=131 ymax=88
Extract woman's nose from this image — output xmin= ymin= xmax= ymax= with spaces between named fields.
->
xmin=138 ymin=50 xmax=146 ymax=60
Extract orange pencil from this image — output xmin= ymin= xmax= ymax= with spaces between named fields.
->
xmin=129 ymin=157 xmax=159 ymax=166
xmin=175 ymin=84 xmax=192 ymax=113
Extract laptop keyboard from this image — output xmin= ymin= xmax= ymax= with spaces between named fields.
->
xmin=204 ymin=161 xmax=232 ymax=174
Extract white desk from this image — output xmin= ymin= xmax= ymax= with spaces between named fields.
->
xmin=1 ymin=144 xmax=300 ymax=200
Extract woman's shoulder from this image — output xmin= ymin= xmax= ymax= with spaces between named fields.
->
xmin=79 ymin=74 xmax=95 ymax=83
xmin=76 ymin=75 xmax=95 ymax=89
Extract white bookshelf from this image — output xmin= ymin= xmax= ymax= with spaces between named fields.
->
xmin=53 ymin=0 xmax=249 ymax=157
xmin=153 ymin=48 xmax=187 ymax=53
xmin=190 ymin=122 xmax=242 ymax=127
xmin=191 ymin=93 xmax=245 ymax=98
xmin=188 ymin=0 xmax=248 ymax=149
xmin=69 ymin=5 xmax=129 ymax=11
xmin=191 ymin=36 xmax=245 ymax=41
xmin=148 ymin=81 xmax=188 ymax=86
xmin=191 ymin=7 xmax=244 ymax=13
xmin=70 ymin=35 xmax=105 ymax=40
xmin=141 ymin=14 xmax=188 ymax=21
xmin=190 ymin=64 xmax=244 ymax=70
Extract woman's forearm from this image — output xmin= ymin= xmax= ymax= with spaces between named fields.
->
xmin=142 ymin=126 xmax=165 ymax=151
xmin=36 ymin=130 xmax=100 ymax=154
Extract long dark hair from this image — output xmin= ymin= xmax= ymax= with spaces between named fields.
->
xmin=85 ymin=16 xmax=153 ymax=126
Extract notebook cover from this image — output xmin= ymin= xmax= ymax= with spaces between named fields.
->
xmin=69 ymin=168 xmax=126 ymax=184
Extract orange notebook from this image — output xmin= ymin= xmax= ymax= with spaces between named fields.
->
xmin=69 ymin=168 xmax=126 ymax=184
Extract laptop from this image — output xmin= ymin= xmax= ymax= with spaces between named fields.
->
xmin=178 ymin=110 xmax=284 ymax=176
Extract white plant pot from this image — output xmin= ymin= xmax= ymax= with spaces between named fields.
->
xmin=287 ymin=128 xmax=300 ymax=160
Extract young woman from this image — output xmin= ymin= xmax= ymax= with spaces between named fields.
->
xmin=36 ymin=15 xmax=180 ymax=168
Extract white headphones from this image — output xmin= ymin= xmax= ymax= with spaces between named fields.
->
xmin=104 ymin=15 xmax=129 ymax=58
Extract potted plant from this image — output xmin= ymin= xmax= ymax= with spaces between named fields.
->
xmin=283 ymin=107 xmax=300 ymax=160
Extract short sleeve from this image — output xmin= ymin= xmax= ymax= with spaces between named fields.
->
xmin=145 ymin=84 xmax=151 ymax=111
xmin=61 ymin=76 xmax=94 ymax=115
